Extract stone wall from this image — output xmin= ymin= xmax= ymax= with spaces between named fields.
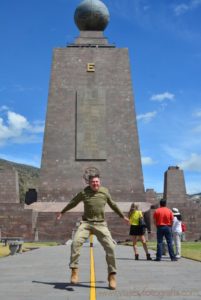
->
xmin=145 ymin=189 xmax=157 ymax=204
xmin=0 ymin=201 xmax=200 ymax=242
xmin=35 ymin=212 xmax=82 ymax=242
xmin=0 ymin=168 xmax=19 ymax=203
xmin=30 ymin=212 xmax=130 ymax=243
xmin=0 ymin=204 xmax=33 ymax=240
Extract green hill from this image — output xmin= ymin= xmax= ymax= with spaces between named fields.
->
xmin=0 ymin=159 xmax=39 ymax=203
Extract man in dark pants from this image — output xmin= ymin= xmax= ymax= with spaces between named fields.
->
xmin=153 ymin=199 xmax=177 ymax=261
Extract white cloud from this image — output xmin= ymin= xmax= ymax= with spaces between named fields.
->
xmin=192 ymin=0 xmax=201 ymax=6
xmin=0 ymin=111 xmax=29 ymax=141
xmin=163 ymin=145 xmax=187 ymax=161
xmin=150 ymin=92 xmax=175 ymax=102
xmin=178 ymin=153 xmax=201 ymax=172
xmin=12 ymin=84 xmax=41 ymax=92
xmin=192 ymin=110 xmax=201 ymax=132
xmin=8 ymin=111 xmax=29 ymax=130
xmin=107 ymin=0 xmax=152 ymax=25
xmin=174 ymin=4 xmax=189 ymax=16
xmin=6 ymin=84 xmax=42 ymax=93
xmin=141 ymin=156 xmax=156 ymax=165
xmin=137 ymin=111 xmax=157 ymax=123
xmin=143 ymin=5 xmax=150 ymax=11
xmin=192 ymin=124 xmax=201 ymax=133
xmin=27 ymin=120 xmax=45 ymax=134
xmin=174 ymin=0 xmax=201 ymax=16
xmin=0 ymin=105 xmax=9 ymax=112
xmin=194 ymin=110 xmax=201 ymax=117
xmin=0 ymin=110 xmax=44 ymax=146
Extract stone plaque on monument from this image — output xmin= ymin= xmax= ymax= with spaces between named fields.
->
xmin=76 ymin=89 xmax=106 ymax=160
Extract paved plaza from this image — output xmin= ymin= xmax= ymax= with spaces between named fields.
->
xmin=0 ymin=242 xmax=200 ymax=300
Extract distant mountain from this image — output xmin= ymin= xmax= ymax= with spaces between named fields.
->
xmin=0 ymin=159 xmax=39 ymax=203
xmin=190 ymin=193 xmax=201 ymax=197
xmin=188 ymin=193 xmax=201 ymax=202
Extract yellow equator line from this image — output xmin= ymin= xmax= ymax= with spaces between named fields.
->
xmin=90 ymin=234 xmax=96 ymax=300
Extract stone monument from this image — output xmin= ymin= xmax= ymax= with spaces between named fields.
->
xmin=163 ymin=166 xmax=187 ymax=204
xmin=38 ymin=0 xmax=145 ymax=204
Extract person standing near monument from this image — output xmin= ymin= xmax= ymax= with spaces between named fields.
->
xmin=56 ymin=174 xmax=129 ymax=290
xmin=128 ymin=203 xmax=152 ymax=260
xmin=181 ymin=222 xmax=187 ymax=241
xmin=172 ymin=208 xmax=182 ymax=258
xmin=153 ymin=199 xmax=177 ymax=261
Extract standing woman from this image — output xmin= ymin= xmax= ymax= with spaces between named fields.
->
xmin=128 ymin=203 xmax=152 ymax=260
xmin=172 ymin=208 xmax=182 ymax=258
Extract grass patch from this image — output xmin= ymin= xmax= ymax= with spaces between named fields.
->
xmin=180 ymin=242 xmax=201 ymax=261
xmin=24 ymin=242 xmax=59 ymax=248
xmin=0 ymin=242 xmax=60 ymax=258
xmin=118 ymin=241 xmax=201 ymax=262
xmin=148 ymin=242 xmax=201 ymax=261
xmin=0 ymin=244 xmax=10 ymax=257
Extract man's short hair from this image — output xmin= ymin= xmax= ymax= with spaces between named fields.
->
xmin=160 ymin=199 xmax=166 ymax=207
xmin=88 ymin=174 xmax=100 ymax=181
xmin=83 ymin=167 xmax=100 ymax=183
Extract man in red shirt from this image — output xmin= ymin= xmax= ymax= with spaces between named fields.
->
xmin=153 ymin=199 xmax=177 ymax=261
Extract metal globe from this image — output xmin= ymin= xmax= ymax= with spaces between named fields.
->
xmin=74 ymin=0 xmax=110 ymax=31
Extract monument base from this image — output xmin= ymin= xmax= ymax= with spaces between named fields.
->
xmin=23 ymin=202 xmax=151 ymax=242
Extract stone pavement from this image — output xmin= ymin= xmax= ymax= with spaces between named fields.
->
xmin=0 ymin=242 xmax=200 ymax=300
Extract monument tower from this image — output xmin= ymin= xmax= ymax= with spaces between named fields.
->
xmin=38 ymin=0 xmax=145 ymax=203
xmin=163 ymin=166 xmax=188 ymax=204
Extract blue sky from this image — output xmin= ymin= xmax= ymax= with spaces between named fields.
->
xmin=0 ymin=0 xmax=201 ymax=194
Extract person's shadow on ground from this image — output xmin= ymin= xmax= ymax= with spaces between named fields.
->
xmin=32 ymin=281 xmax=74 ymax=291
xmin=32 ymin=280 xmax=107 ymax=290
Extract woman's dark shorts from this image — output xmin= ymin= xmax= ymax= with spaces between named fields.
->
xmin=129 ymin=225 xmax=145 ymax=236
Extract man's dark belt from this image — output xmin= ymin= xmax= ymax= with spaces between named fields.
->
xmin=82 ymin=218 xmax=104 ymax=223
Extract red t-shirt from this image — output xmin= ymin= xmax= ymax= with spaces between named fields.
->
xmin=153 ymin=207 xmax=174 ymax=226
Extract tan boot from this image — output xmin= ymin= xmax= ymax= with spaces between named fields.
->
xmin=71 ymin=268 xmax=79 ymax=284
xmin=108 ymin=273 xmax=116 ymax=290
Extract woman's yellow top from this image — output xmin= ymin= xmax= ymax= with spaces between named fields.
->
xmin=129 ymin=210 xmax=143 ymax=225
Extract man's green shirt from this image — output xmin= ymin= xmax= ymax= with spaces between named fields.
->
xmin=61 ymin=186 xmax=124 ymax=222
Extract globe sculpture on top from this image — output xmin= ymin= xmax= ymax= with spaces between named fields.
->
xmin=74 ymin=0 xmax=110 ymax=31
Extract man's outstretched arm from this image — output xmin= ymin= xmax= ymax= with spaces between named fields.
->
xmin=106 ymin=192 xmax=130 ymax=225
xmin=56 ymin=192 xmax=83 ymax=220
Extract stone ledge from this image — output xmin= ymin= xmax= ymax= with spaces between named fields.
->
xmin=24 ymin=202 xmax=151 ymax=213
